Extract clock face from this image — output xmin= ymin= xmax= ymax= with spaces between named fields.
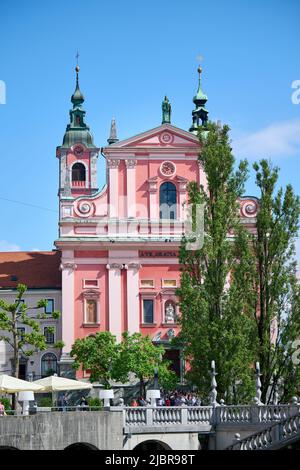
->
xmin=74 ymin=145 xmax=84 ymax=156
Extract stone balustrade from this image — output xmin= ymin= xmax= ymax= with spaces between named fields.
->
xmin=227 ymin=413 xmax=300 ymax=450
xmin=124 ymin=404 xmax=300 ymax=430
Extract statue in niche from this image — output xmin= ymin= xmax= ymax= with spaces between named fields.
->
xmin=86 ymin=299 xmax=97 ymax=323
xmin=165 ymin=301 xmax=176 ymax=323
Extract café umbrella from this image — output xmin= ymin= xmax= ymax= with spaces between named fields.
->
xmin=33 ymin=375 xmax=92 ymax=408
xmin=33 ymin=375 xmax=92 ymax=392
xmin=0 ymin=374 xmax=45 ymax=393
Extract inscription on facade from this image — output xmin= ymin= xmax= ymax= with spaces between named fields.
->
xmin=139 ymin=251 xmax=178 ymax=258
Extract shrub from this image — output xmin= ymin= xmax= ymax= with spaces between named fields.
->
xmin=87 ymin=397 xmax=102 ymax=411
xmin=0 ymin=397 xmax=11 ymax=411
xmin=39 ymin=397 xmax=53 ymax=407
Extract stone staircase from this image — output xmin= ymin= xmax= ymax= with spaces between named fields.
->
xmin=227 ymin=412 xmax=300 ymax=450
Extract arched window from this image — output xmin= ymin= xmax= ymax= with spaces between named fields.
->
xmin=72 ymin=163 xmax=86 ymax=182
xmin=41 ymin=353 xmax=57 ymax=377
xmin=159 ymin=182 xmax=177 ymax=219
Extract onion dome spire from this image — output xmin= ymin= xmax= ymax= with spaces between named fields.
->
xmin=107 ymin=118 xmax=119 ymax=145
xmin=162 ymin=95 xmax=171 ymax=124
xmin=71 ymin=65 xmax=85 ymax=107
xmin=189 ymin=66 xmax=209 ymax=134
xmin=60 ymin=64 xmax=96 ymax=149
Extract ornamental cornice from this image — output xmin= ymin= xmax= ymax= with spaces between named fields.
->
xmin=82 ymin=289 xmax=100 ymax=299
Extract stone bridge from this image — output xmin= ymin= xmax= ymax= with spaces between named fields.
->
xmin=0 ymin=404 xmax=299 ymax=450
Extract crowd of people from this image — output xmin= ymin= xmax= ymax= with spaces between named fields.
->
xmin=130 ymin=390 xmax=201 ymax=407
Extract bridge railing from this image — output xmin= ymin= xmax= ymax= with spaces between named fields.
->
xmin=124 ymin=404 xmax=300 ymax=427
xmin=124 ymin=406 xmax=213 ymax=427
xmin=227 ymin=413 xmax=300 ymax=450
xmin=216 ymin=404 xmax=300 ymax=424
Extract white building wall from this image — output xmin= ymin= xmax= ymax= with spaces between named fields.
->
xmin=0 ymin=289 xmax=62 ymax=379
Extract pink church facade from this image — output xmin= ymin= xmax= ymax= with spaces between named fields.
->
xmin=55 ymin=67 xmax=259 ymax=379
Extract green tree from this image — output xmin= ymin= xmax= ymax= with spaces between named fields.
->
xmin=177 ymin=122 xmax=257 ymax=403
xmin=71 ymin=332 xmax=123 ymax=388
xmin=0 ymin=284 xmax=62 ymax=379
xmin=115 ymin=332 xmax=177 ymax=397
xmin=251 ymin=160 xmax=300 ymax=403
xmin=71 ymin=331 xmax=177 ymax=396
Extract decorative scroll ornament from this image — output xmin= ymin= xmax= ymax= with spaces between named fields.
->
xmin=160 ymin=161 xmax=176 ymax=177
xmin=241 ymin=199 xmax=258 ymax=218
xmin=75 ymin=200 xmax=95 ymax=218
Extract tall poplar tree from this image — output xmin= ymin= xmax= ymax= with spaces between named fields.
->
xmin=177 ymin=122 xmax=257 ymax=403
xmin=251 ymin=160 xmax=300 ymax=403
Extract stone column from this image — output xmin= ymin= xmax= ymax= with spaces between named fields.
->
xmin=59 ymin=256 xmax=76 ymax=377
xmin=126 ymin=263 xmax=141 ymax=334
xmin=106 ymin=263 xmax=122 ymax=342
xmin=125 ymin=159 xmax=136 ymax=218
xmin=108 ymin=159 xmax=120 ymax=218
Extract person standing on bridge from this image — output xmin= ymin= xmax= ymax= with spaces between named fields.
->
xmin=0 ymin=400 xmax=6 ymax=416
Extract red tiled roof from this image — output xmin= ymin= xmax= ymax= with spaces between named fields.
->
xmin=0 ymin=251 xmax=61 ymax=289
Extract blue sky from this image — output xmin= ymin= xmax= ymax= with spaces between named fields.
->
xmin=0 ymin=0 xmax=300 ymax=254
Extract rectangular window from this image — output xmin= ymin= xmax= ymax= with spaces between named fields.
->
xmin=140 ymin=279 xmax=154 ymax=288
xmin=143 ymin=299 xmax=154 ymax=324
xmin=15 ymin=299 xmax=25 ymax=311
xmin=17 ymin=327 xmax=25 ymax=342
xmin=162 ymin=279 xmax=177 ymax=288
xmin=45 ymin=299 xmax=54 ymax=314
xmin=44 ymin=327 xmax=55 ymax=344
xmin=85 ymin=299 xmax=98 ymax=324
xmin=83 ymin=279 xmax=99 ymax=288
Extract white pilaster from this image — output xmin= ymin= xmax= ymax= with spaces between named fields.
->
xmin=176 ymin=176 xmax=188 ymax=220
xmin=125 ymin=159 xmax=136 ymax=218
xmin=106 ymin=263 xmax=122 ymax=342
xmin=148 ymin=176 xmax=158 ymax=220
xmin=60 ymin=254 xmax=76 ymax=358
xmin=126 ymin=263 xmax=141 ymax=334
xmin=90 ymin=151 xmax=98 ymax=190
xmin=108 ymin=159 xmax=120 ymax=218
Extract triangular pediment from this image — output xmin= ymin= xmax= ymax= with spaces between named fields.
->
xmin=106 ymin=124 xmax=200 ymax=149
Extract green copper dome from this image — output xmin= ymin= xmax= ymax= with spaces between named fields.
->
xmin=189 ymin=66 xmax=209 ymax=134
xmin=60 ymin=66 xmax=96 ymax=149
xmin=193 ymin=67 xmax=208 ymax=104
